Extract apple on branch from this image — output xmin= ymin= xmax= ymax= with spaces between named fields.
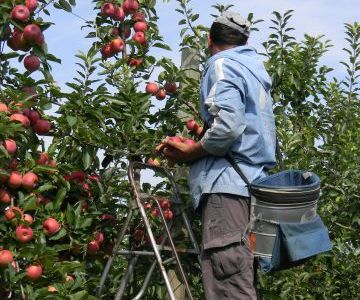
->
xmin=0 ymin=250 xmax=14 ymax=267
xmin=16 ymin=225 xmax=33 ymax=243
xmin=26 ymin=264 xmax=43 ymax=280
xmin=43 ymin=218 xmax=61 ymax=236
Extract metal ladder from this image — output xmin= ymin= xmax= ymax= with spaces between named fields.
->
xmin=98 ymin=161 xmax=201 ymax=300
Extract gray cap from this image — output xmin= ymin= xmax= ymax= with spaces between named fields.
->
xmin=214 ymin=11 xmax=251 ymax=37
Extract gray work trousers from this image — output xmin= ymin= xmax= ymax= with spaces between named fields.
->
xmin=200 ymin=193 xmax=257 ymax=300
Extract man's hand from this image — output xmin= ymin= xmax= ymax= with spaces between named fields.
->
xmin=158 ymin=136 xmax=208 ymax=164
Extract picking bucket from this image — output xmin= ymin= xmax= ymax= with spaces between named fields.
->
xmin=249 ymin=170 xmax=321 ymax=258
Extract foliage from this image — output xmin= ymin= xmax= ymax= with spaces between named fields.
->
xmin=0 ymin=0 xmax=359 ymax=299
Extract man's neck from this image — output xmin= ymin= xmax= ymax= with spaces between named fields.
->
xmin=211 ymin=44 xmax=238 ymax=55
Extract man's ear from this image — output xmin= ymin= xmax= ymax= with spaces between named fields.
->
xmin=207 ymin=35 xmax=212 ymax=49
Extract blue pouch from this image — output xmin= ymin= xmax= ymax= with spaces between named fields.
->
xmin=259 ymin=215 xmax=332 ymax=272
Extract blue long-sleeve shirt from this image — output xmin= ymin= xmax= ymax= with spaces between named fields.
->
xmin=189 ymin=46 xmax=277 ymax=209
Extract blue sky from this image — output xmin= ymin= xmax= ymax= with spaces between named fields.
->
xmin=40 ymin=0 xmax=359 ymax=89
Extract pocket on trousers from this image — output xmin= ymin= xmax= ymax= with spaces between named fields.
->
xmin=209 ymin=242 xmax=249 ymax=279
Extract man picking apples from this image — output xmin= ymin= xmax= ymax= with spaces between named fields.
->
xmin=160 ymin=11 xmax=276 ymax=300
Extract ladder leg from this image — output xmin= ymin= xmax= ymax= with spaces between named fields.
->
xmin=114 ymin=255 xmax=139 ymax=300
xmin=98 ymin=209 xmax=134 ymax=297
xmin=131 ymin=259 xmax=157 ymax=300
xmin=154 ymin=198 xmax=194 ymax=300
xmin=137 ymin=203 xmax=177 ymax=300
xmin=181 ymin=211 xmax=202 ymax=265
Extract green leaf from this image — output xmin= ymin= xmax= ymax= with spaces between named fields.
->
xmin=36 ymin=184 xmax=57 ymax=193
xmin=49 ymin=228 xmax=67 ymax=240
xmin=66 ymin=115 xmax=77 ymax=127
xmin=82 ymin=149 xmax=92 ymax=170
xmin=58 ymin=0 xmax=72 ymax=12
xmin=53 ymin=188 xmax=67 ymax=210
xmin=22 ymin=196 xmax=37 ymax=211
xmin=69 ymin=291 xmax=91 ymax=300
xmin=153 ymin=43 xmax=172 ymax=51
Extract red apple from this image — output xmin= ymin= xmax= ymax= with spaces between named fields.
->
xmin=26 ymin=265 xmax=42 ymax=280
xmin=4 ymin=139 xmax=16 ymax=155
xmin=100 ymin=44 xmax=113 ymax=59
xmin=123 ymin=0 xmax=139 ymax=14
xmin=11 ymin=5 xmax=30 ymax=22
xmin=94 ymin=232 xmax=105 ymax=244
xmin=24 ymin=55 xmax=41 ymax=72
xmin=25 ymin=0 xmax=38 ymax=12
xmin=145 ymin=82 xmax=158 ymax=95
xmin=23 ymin=214 xmax=34 ymax=225
xmin=88 ymin=173 xmax=100 ymax=182
xmin=33 ymin=119 xmax=51 ymax=135
xmin=9 ymin=113 xmax=30 ymax=128
xmin=163 ymin=209 xmax=174 ymax=221
xmin=16 ymin=225 xmax=33 ymax=243
xmin=134 ymin=21 xmax=147 ymax=32
xmin=101 ymin=214 xmax=116 ymax=223
xmin=164 ymin=82 xmax=177 ymax=94
xmin=110 ymin=38 xmax=124 ymax=53
xmin=160 ymin=199 xmax=171 ymax=210
xmin=47 ymin=159 xmax=57 ymax=168
xmin=0 ymin=250 xmax=14 ymax=267
xmin=155 ymin=89 xmax=166 ymax=100
xmin=82 ymin=182 xmax=90 ymax=191
xmin=134 ymin=229 xmax=144 ymax=241
xmin=36 ymin=152 xmax=49 ymax=165
xmin=5 ymin=207 xmax=23 ymax=221
xmin=132 ymin=31 xmax=146 ymax=45
xmin=34 ymin=32 xmax=45 ymax=46
xmin=132 ymin=12 xmax=145 ymax=22
xmin=22 ymin=172 xmax=38 ymax=190
xmin=69 ymin=170 xmax=85 ymax=182
xmin=113 ymin=6 xmax=125 ymax=21
xmin=43 ymin=218 xmax=60 ymax=236
xmin=65 ymin=274 xmax=75 ymax=282
xmin=101 ymin=3 xmax=115 ymax=17
xmin=28 ymin=109 xmax=41 ymax=125
xmin=150 ymin=207 xmax=160 ymax=217
xmin=87 ymin=240 xmax=100 ymax=255
xmin=23 ymin=24 xmax=42 ymax=43
xmin=186 ymin=119 xmax=198 ymax=131
xmin=8 ymin=31 xmax=31 ymax=52
xmin=0 ymin=189 xmax=11 ymax=204
xmin=127 ymin=57 xmax=142 ymax=68
xmin=8 ymin=171 xmax=22 ymax=189
xmin=0 ymin=102 xmax=9 ymax=112
xmin=143 ymin=202 xmax=152 ymax=209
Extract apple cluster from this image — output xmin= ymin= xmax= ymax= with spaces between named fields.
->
xmin=99 ymin=0 xmax=148 ymax=67
xmin=0 ymin=99 xmax=52 ymax=136
xmin=147 ymin=119 xmax=202 ymax=167
xmin=2 ymin=0 xmax=44 ymax=72
xmin=145 ymin=81 xmax=177 ymax=101
xmin=132 ymin=197 xmax=174 ymax=247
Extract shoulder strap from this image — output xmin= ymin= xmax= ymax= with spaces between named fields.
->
xmin=225 ymin=152 xmax=251 ymax=190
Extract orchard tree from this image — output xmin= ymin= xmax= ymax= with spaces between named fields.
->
xmin=0 ymin=0 xmax=359 ymax=299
